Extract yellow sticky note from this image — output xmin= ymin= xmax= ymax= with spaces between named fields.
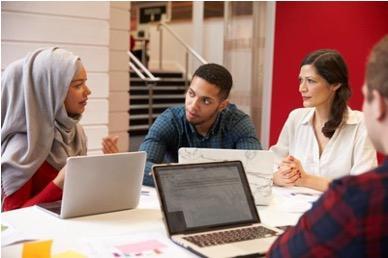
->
xmin=53 ymin=250 xmax=87 ymax=258
xmin=22 ymin=240 xmax=52 ymax=258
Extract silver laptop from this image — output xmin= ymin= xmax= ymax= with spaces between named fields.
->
xmin=152 ymin=161 xmax=282 ymax=258
xmin=37 ymin=151 xmax=146 ymax=219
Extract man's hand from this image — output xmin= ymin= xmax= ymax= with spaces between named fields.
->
xmin=102 ymin=135 xmax=119 ymax=154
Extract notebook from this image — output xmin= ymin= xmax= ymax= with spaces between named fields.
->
xmin=152 ymin=161 xmax=282 ymax=258
xmin=37 ymin=151 xmax=146 ymax=219
xmin=178 ymin=148 xmax=274 ymax=205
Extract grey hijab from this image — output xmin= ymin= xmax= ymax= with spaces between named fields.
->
xmin=1 ymin=47 xmax=87 ymax=197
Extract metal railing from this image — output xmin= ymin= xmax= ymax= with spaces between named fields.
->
xmin=128 ymin=51 xmax=160 ymax=126
xmin=157 ymin=22 xmax=208 ymax=88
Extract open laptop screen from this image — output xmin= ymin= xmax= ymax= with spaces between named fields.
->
xmin=153 ymin=161 xmax=260 ymax=235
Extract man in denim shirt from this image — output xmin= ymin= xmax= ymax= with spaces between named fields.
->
xmin=140 ymin=63 xmax=262 ymax=186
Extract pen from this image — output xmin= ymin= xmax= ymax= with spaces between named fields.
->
xmin=141 ymin=190 xmax=150 ymax=195
xmin=290 ymin=192 xmax=315 ymax=196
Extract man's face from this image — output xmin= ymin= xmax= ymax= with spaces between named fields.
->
xmin=185 ymin=76 xmax=228 ymax=126
xmin=362 ymin=84 xmax=382 ymax=152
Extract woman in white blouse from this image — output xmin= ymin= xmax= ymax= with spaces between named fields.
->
xmin=270 ymin=49 xmax=377 ymax=192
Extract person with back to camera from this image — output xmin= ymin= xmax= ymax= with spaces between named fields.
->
xmin=267 ymin=35 xmax=388 ymax=258
xmin=139 ymin=63 xmax=262 ymax=186
xmin=270 ymin=49 xmax=377 ymax=192
xmin=1 ymin=47 xmax=118 ymax=211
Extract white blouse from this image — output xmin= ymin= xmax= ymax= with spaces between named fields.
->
xmin=270 ymin=107 xmax=377 ymax=179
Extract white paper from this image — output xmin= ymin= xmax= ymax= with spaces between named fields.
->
xmin=271 ymin=186 xmax=322 ymax=214
xmin=1 ymin=221 xmax=38 ymax=247
xmin=138 ymin=186 xmax=160 ymax=209
xmin=83 ymin=232 xmax=197 ymax=258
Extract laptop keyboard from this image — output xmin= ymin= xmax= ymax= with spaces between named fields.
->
xmin=37 ymin=200 xmax=62 ymax=215
xmin=183 ymin=226 xmax=277 ymax=247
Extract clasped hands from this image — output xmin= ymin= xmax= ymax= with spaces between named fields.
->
xmin=273 ymin=155 xmax=307 ymax=187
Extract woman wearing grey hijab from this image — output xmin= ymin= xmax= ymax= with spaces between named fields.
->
xmin=1 ymin=47 xmax=91 ymax=211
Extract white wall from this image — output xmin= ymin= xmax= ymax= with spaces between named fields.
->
xmin=109 ymin=2 xmax=130 ymax=152
xmin=1 ymin=1 xmax=130 ymax=154
xmin=203 ymin=18 xmax=224 ymax=66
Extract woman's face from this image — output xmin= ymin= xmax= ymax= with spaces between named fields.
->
xmin=298 ymin=64 xmax=339 ymax=108
xmin=64 ymin=64 xmax=91 ymax=116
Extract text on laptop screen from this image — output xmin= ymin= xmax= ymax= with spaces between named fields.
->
xmin=155 ymin=161 xmax=259 ymax=234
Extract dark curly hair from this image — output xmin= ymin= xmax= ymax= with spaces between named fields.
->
xmin=301 ymin=49 xmax=351 ymax=138
xmin=192 ymin=63 xmax=233 ymax=100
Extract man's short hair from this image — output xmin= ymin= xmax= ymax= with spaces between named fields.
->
xmin=366 ymin=35 xmax=388 ymax=99
xmin=192 ymin=63 xmax=233 ymax=100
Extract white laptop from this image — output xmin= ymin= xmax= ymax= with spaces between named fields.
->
xmin=152 ymin=161 xmax=282 ymax=258
xmin=37 ymin=151 xmax=146 ymax=219
xmin=179 ymin=148 xmax=275 ymax=205
xmin=178 ymin=148 xmax=274 ymax=174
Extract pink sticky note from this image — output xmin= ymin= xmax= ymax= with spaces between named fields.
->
xmin=116 ymin=240 xmax=166 ymax=254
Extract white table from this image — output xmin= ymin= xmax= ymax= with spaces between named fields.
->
xmin=1 ymin=186 xmax=321 ymax=257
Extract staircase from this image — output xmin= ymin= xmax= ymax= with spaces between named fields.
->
xmin=129 ymin=71 xmax=187 ymax=136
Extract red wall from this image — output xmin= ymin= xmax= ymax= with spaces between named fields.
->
xmin=270 ymin=2 xmax=388 ymax=146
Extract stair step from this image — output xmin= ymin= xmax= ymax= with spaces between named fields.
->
xmin=130 ymin=77 xmax=185 ymax=82
xmin=130 ymin=70 xmax=183 ymax=79
xmin=130 ymin=92 xmax=185 ymax=97
xmin=131 ymin=80 xmax=187 ymax=87
xmin=129 ymin=124 xmax=149 ymax=130
xmin=130 ymin=103 xmax=182 ymax=109
xmin=130 ymin=94 xmax=184 ymax=100
xmin=131 ymin=114 xmax=160 ymax=120
xmin=129 ymin=129 xmax=149 ymax=136
xmin=130 ymin=86 xmax=187 ymax=91
xmin=128 ymin=70 xmax=186 ymax=137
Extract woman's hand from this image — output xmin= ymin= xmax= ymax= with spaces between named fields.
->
xmin=53 ymin=166 xmax=66 ymax=189
xmin=282 ymin=155 xmax=330 ymax=191
xmin=273 ymin=156 xmax=301 ymax=186
xmin=102 ymin=135 xmax=119 ymax=154
xmin=280 ymin=156 xmax=307 ymax=186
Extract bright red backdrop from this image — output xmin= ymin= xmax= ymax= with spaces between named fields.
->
xmin=270 ymin=2 xmax=388 ymax=147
